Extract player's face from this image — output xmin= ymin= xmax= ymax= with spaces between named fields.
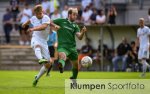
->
xmin=139 ymin=20 xmax=144 ymax=27
xmin=69 ymin=13 xmax=78 ymax=21
xmin=36 ymin=11 xmax=43 ymax=19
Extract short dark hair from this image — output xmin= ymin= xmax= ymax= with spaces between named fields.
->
xmin=34 ymin=4 xmax=43 ymax=13
xmin=68 ymin=8 xmax=78 ymax=16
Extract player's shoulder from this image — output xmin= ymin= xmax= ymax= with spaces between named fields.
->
xmin=30 ymin=16 xmax=37 ymax=21
xmin=144 ymin=25 xmax=149 ymax=28
xmin=137 ymin=28 xmax=140 ymax=31
xmin=43 ymin=15 xmax=50 ymax=19
xmin=53 ymin=18 xmax=67 ymax=24
xmin=144 ymin=26 xmax=150 ymax=29
xmin=55 ymin=18 xmax=66 ymax=21
xmin=31 ymin=16 xmax=36 ymax=19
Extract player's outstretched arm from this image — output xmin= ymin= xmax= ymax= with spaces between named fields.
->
xmin=50 ymin=21 xmax=60 ymax=31
xmin=76 ymin=26 xmax=87 ymax=40
xmin=22 ymin=20 xmax=31 ymax=28
xmin=28 ymin=23 xmax=48 ymax=32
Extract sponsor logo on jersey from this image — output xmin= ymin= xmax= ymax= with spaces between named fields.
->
xmin=64 ymin=26 xmax=74 ymax=31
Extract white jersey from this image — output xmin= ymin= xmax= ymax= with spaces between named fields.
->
xmin=30 ymin=15 xmax=51 ymax=60
xmin=137 ymin=26 xmax=150 ymax=49
xmin=30 ymin=15 xmax=50 ymax=41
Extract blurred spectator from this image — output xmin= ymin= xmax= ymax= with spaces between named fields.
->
xmin=94 ymin=40 xmax=112 ymax=65
xmin=81 ymin=0 xmax=92 ymax=9
xmin=107 ymin=6 xmax=117 ymax=25
xmin=19 ymin=0 xmax=26 ymax=6
xmin=93 ymin=0 xmax=105 ymax=9
xmin=10 ymin=0 xmax=19 ymax=7
xmin=147 ymin=8 xmax=150 ymax=23
xmin=2 ymin=8 xmax=13 ymax=44
xmin=49 ymin=0 xmax=59 ymax=14
xmin=51 ymin=8 xmax=61 ymax=20
xmin=35 ymin=0 xmax=42 ymax=4
xmin=93 ymin=0 xmax=100 ymax=9
xmin=18 ymin=3 xmax=32 ymax=45
xmin=41 ymin=0 xmax=50 ymax=13
xmin=45 ymin=8 xmax=51 ymax=17
xmin=78 ymin=38 xmax=94 ymax=62
xmin=61 ymin=5 xmax=68 ymax=19
xmin=127 ymin=41 xmax=141 ymax=72
xmin=90 ymin=8 xmax=97 ymax=24
xmin=96 ymin=9 xmax=106 ymax=25
xmin=112 ymin=37 xmax=131 ymax=72
xmin=82 ymin=6 xmax=93 ymax=25
xmin=10 ymin=0 xmax=20 ymax=30
xmin=139 ymin=0 xmax=143 ymax=9
xmin=98 ymin=42 xmax=112 ymax=61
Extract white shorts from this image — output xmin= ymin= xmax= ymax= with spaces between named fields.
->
xmin=138 ymin=48 xmax=149 ymax=59
xmin=31 ymin=37 xmax=50 ymax=61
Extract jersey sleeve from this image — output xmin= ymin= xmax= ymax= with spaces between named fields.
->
xmin=147 ymin=28 xmax=150 ymax=35
xmin=53 ymin=18 xmax=62 ymax=25
xmin=42 ymin=15 xmax=50 ymax=24
xmin=29 ymin=16 xmax=34 ymax=24
xmin=75 ymin=24 xmax=80 ymax=33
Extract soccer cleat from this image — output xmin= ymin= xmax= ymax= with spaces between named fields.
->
xmin=58 ymin=63 xmax=64 ymax=73
xmin=140 ymin=73 xmax=146 ymax=78
xmin=33 ymin=76 xmax=38 ymax=87
xmin=70 ymin=77 xmax=77 ymax=84
xmin=38 ymin=59 xmax=48 ymax=64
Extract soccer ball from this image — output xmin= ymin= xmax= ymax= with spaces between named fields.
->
xmin=81 ymin=56 xmax=93 ymax=67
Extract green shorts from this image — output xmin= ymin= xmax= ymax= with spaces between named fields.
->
xmin=57 ymin=47 xmax=78 ymax=61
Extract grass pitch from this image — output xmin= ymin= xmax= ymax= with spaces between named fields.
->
xmin=0 ymin=71 xmax=149 ymax=94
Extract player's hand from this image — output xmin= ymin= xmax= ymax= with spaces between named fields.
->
xmin=27 ymin=28 xmax=33 ymax=32
xmin=81 ymin=26 xmax=87 ymax=33
xmin=22 ymin=24 xmax=26 ymax=28
xmin=55 ymin=25 xmax=60 ymax=30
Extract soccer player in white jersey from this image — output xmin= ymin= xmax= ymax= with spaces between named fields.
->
xmin=22 ymin=5 xmax=59 ymax=87
xmin=136 ymin=18 xmax=150 ymax=77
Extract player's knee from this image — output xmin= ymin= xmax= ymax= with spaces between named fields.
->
xmin=35 ymin=45 xmax=41 ymax=48
xmin=50 ymin=58 xmax=53 ymax=64
xmin=59 ymin=52 xmax=66 ymax=60
xmin=44 ymin=63 xmax=51 ymax=68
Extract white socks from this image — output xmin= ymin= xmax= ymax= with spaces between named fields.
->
xmin=35 ymin=47 xmax=43 ymax=59
xmin=36 ymin=65 xmax=47 ymax=80
xmin=141 ymin=60 xmax=150 ymax=73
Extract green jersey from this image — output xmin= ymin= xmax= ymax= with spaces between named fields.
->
xmin=53 ymin=18 xmax=80 ymax=48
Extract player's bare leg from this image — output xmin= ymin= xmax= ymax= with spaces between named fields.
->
xmin=46 ymin=59 xmax=54 ymax=76
xmin=58 ymin=52 xmax=67 ymax=73
xmin=140 ymin=59 xmax=150 ymax=77
xmin=33 ymin=61 xmax=52 ymax=87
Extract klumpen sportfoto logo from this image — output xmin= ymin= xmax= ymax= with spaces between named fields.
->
xmin=65 ymin=79 xmax=150 ymax=94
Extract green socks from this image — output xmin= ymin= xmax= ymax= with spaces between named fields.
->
xmin=71 ymin=68 xmax=78 ymax=79
xmin=59 ymin=59 xmax=78 ymax=79
xmin=58 ymin=59 xmax=65 ymax=67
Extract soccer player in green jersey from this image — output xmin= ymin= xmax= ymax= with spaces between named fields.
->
xmin=49 ymin=8 xmax=87 ymax=80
